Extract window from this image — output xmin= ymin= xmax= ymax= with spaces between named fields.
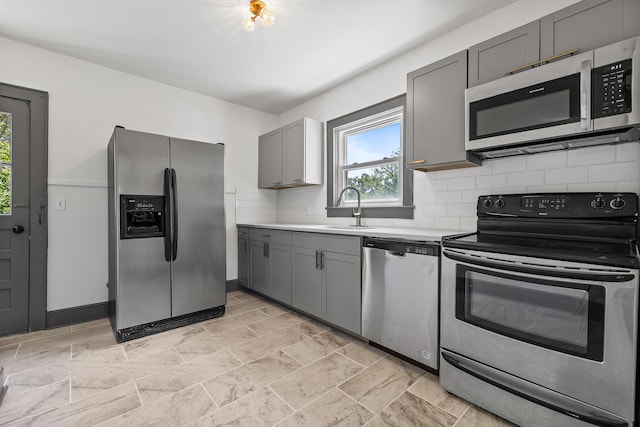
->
xmin=326 ymin=95 xmax=413 ymax=219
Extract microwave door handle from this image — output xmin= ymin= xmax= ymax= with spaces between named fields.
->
xmin=580 ymin=59 xmax=592 ymax=131
xmin=441 ymin=350 xmax=628 ymax=427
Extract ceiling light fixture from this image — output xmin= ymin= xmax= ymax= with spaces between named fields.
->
xmin=242 ymin=0 xmax=275 ymax=32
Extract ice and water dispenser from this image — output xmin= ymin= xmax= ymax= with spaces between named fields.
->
xmin=120 ymin=195 xmax=165 ymax=239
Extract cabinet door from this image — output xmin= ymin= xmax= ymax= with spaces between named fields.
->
xmin=238 ymin=238 xmax=250 ymax=287
xmin=282 ymin=119 xmax=305 ymax=185
xmin=540 ymin=0 xmax=629 ymax=59
xmin=406 ymin=50 xmax=471 ymax=168
xmin=258 ymin=129 xmax=282 ymax=188
xmin=269 ymin=243 xmax=292 ymax=304
xmin=291 ymin=247 xmax=323 ymax=317
xmin=322 ymin=252 xmax=361 ymax=335
xmin=249 ymin=240 xmax=269 ymax=295
xmin=468 ymin=22 xmax=540 ymax=87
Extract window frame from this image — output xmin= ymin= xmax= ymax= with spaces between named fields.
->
xmin=326 ymin=94 xmax=414 ymax=219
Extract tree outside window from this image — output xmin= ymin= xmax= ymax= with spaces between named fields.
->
xmin=0 ymin=112 xmax=11 ymax=215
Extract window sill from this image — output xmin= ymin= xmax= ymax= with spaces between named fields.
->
xmin=326 ymin=205 xmax=414 ymax=219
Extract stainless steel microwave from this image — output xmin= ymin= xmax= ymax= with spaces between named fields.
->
xmin=466 ymin=36 xmax=640 ymax=158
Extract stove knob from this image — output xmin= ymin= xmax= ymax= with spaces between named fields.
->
xmin=494 ymin=199 xmax=505 ymax=208
xmin=610 ymin=197 xmax=626 ymax=210
xmin=482 ymin=199 xmax=492 ymax=208
xmin=591 ymin=197 xmax=606 ymax=209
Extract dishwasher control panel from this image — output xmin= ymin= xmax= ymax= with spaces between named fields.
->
xmin=363 ymin=237 xmax=439 ymax=256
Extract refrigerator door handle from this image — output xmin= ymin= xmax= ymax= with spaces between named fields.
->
xmin=163 ymin=168 xmax=172 ymax=262
xmin=171 ymin=168 xmax=179 ymax=261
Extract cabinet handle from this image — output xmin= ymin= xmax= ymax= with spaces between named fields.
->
xmin=504 ymin=48 xmax=580 ymax=76
xmin=407 ymin=159 xmax=425 ymax=165
xmin=320 ymin=252 xmax=325 ymax=270
xmin=263 ymin=234 xmax=271 ymax=238
xmin=315 ymin=251 xmax=320 ymax=269
xmin=294 ymin=178 xmax=304 ymax=182
xmin=264 ymin=243 xmax=270 ymax=258
xmin=273 ymin=182 xmax=282 ymax=186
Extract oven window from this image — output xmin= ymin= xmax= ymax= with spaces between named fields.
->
xmin=456 ymin=266 xmax=604 ymax=361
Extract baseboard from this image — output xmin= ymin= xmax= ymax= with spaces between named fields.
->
xmin=46 ymin=301 xmax=109 ymax=329
xmin=47 ymin=282 xmax=238 ymax=329
xmin=226 ymin=279 xmax=240 ymax=292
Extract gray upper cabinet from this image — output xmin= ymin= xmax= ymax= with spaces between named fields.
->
xmin=406 ymin=50 xmax=481 ymax=172
xmin=258 ymin=117 xmax=323 ymax=189
xmin=540 ymin=0 xmax=640 ymax=58
xmin=468 ymin=22 xmax=541 ymax=87
xmin=258 ymin=129 xmax=283 ymax=189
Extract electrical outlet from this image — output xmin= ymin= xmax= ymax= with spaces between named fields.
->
xmin=54 ymin=197 xmax=66 ymax=211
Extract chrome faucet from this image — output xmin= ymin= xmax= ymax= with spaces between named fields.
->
xmin=336 ymin=186 xmax=362 ymax=226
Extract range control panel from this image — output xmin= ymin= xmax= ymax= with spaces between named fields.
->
xmin=477 ymin=193 xmax=638 ymax=218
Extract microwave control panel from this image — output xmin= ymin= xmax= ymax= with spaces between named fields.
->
xmin=592 ymin=59 xmax=632 ymax=118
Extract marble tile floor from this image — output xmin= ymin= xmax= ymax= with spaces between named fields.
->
xmin=0 ymin=290 xmax=515 ymax=426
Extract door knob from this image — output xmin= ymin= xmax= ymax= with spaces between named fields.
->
xmin=12 ymin=225 xmax=25 ymax=234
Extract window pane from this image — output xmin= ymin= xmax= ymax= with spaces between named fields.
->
xmin=345 ymin=164 xmax=399 ymax=201
xmin=0 ymin=112 xmax=11 ymax=216
xmin=346 ymin=122 xmax=401 ymax=164
xmin=0 ymin=166 xmax=11 ymax=215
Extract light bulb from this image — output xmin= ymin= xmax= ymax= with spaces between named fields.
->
xmin=242 ymin=16 xmax=255 ymax=32
xmin=259 ymin=7 xmax=275 ymax=27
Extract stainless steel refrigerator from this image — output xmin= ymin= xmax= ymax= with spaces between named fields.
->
xmin=107 ymin=127 xmax=226 ymax=342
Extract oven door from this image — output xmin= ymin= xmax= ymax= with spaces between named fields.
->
xmin=441 ymin=248 xmax=638 ymax=422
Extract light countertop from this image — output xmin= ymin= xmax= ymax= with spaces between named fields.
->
xmin=236 ymin=223 xmax=474 ymax=242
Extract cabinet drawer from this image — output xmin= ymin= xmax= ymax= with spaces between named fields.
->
xmin=291 ymin=232 xmax=361 ymax=256
xmin=237 ymin=227 xmax=250 ymax=239
xmin=249 ymin=228 xmax=292 ymax=245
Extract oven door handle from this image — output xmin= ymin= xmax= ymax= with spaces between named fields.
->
xmin=443 ymin=249 xmax=635 ymax=282
xmin=441 ymin=350 xmax=629 ymax=427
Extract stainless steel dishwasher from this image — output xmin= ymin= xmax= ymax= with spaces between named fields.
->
xmin=362 ymin=237 xmax=439 ymax=370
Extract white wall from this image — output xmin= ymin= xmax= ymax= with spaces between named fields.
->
xmin=274 ymin=0 xmax=640 ymax=227
xmin=0 ymin=36 xmax=277 ymax=311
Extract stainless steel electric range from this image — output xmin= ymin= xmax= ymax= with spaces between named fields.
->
xmin=440 ymin=192 xmax=639 ymax=427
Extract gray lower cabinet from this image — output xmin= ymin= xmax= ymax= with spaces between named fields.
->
xmin=322 ymin=251 xmax=361 ymax=334
xmin=247 ymin=229 xmax=292 ymax=305
xmin=249 ymin=240 xmax=269 ymax=295
xmin=269 ymin=243 xmax=292 ymax=304
xmin=540 ymin=0 xmax=640 ymax=59
xmin=291 ymin=232 xmax=362 ymax=335
xmin=291 ymin=247 xmax=323 ymax=318
xmin=237 ymin=228 xmax=250 ymax=287
xmin=468 ymin=21 xmax=541 ymax=87
xmin=406 ymin=50 xmax=481 ymax=172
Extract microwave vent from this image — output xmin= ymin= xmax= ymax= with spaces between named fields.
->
xmin=473 ymin=127 xmax=640 ymax=160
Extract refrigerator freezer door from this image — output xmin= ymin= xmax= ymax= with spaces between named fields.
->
xmin=115 ymin=129 xmax=172 ymax=329
xmin=169 ymin=138 xmax=226 ymax=316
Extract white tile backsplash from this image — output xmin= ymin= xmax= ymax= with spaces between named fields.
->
xmin=235 ymin=187 xmax=277 ymax=224
xmin=507 ymin=170 xmax=544 ymax=187
xmin=544 ymin=166 xmax=588 ymax=184
xmin=567 ymin=145 xmax=616 ymax=166
xmin=268 ymin=142 xmax=640 ymax=231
